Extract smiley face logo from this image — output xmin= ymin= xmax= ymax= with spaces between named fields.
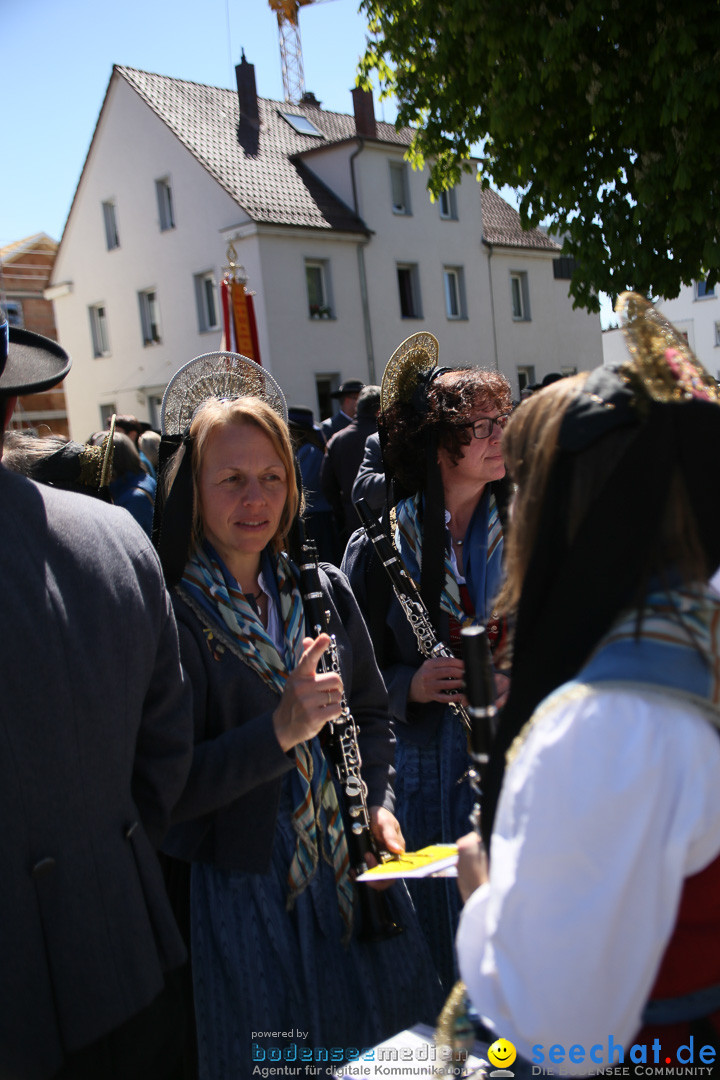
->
xmin=487 ymin=1039 xmax=517 ymax=1070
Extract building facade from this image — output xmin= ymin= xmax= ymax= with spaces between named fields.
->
xmin=49 ymin=59 xmax=602 ymax=441
xmin=602 ymin=281 xmax=720 ymax=377
xmin=1 ymin=234 xmax=70 ymax=437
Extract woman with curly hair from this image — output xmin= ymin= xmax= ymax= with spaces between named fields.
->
xmin=342 ymin=332 xmax=513 ymax=992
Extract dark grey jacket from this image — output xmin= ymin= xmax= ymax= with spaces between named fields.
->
xmin=163 ymin=561 xmax=395 ymax=872
xmin=320 ymin=410 xmax=353 ymax=443
xmin=351 ymin=430 xmax=385 ymax=516
xmin=0 ymin=467 xmax=192 ymax=1080
xmin=321 ymin=415 xmax=379 ymax=542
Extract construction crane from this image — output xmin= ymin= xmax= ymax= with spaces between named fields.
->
xmin=267 ymin=0 xmax=316 ymax=104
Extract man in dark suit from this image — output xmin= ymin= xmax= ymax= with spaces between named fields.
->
xmin=320 ymin=378 xmax=364 ymax=441
xmin=0 ymin=318 xmax=193 ymax=1079
xmin=321 ymin=384 xmax=380 ymax=546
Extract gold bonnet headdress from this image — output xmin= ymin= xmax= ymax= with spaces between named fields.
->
xmin=380 ymin=331 xmax=440 ymax=413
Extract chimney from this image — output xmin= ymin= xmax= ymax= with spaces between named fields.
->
xmin=236 ymin=51 xmax=259 ymax=128
xmin=351 ymin=87 xmax=377 ymax=139
xmin=300 ymin=91 xmax=322 ymax=108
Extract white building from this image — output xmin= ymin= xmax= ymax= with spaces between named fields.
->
xmin=49 ymin=58 xmax=603 ymax=440
xmin=657 ymin=283 xmax=720 ymax=379
xmin=602 ymin=281 xmax=720 ymax=376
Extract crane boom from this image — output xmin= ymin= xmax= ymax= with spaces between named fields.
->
xmin=268 ymin=0 xmax=316 ymax=103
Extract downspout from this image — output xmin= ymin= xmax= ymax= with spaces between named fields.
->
xmin=484 ymin=239 xmax=500 ymax=372
xmin=349 ymin=137 xmax=376 ymax=383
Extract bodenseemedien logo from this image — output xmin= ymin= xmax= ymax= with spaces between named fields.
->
xmin=487 ymin=1038 xmax=517 ymax=1077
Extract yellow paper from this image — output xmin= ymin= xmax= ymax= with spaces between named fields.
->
xmin=356 ymin=844 xmax=458 ymax=880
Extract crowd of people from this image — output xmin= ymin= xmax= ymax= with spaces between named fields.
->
xmin=4 ymin=295 xmax=720 ymax=1080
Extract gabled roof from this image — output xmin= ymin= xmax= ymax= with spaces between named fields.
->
xmin=1 ymin=233 xmax=58 ymax=261
xmin=480 ymin=186 xmax=559 ymax=252
xmin=115 ymin=66 xmax=394 ymax=234
xmin=63 ymin=64 xmax=561 ymax=251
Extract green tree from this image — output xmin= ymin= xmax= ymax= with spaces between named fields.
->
xmin=358 ymin=0 xmax=720 ymax=311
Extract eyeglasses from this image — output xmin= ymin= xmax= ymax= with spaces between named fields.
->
xmin=461 ymin=413 xmax=512 ymax=440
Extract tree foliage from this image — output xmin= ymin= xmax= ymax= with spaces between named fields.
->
xmin=358 ymin=0 xmax=720 ymax=311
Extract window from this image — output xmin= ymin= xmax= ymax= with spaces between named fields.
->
xmin=696 ymin=279 xmax=716 ymax=299
xmin=438 ymin=188 xmax=458 ymax=220
xmin=397 ymin=263 xmax=422 ymax=318
xmin=102 ymin=201 xmax=119 ymax=250
xmin=138 ymin=289 xmax=161 ymax=346
xmin=305 ymin=260 xmax=333 ymax=318
xmin=148 ymin=394 xmax=163 ymax=430
xmin=194 ymin=272 xmax=220 ymax=331
xmin=443 ymin=267 xmax=466 ymax=319
xmin=315 ymin=375 xmax=337 ymax=422
xmin=156 ymin=178 xmax=175 ymax=231
xmin=510 ymin=271 xmax=531 ymax=321
xmin=517 ymin=366 xmax=536 ymax=393
xmin=99 ymin=403 xmax=116 ymax=428
xmin=389 ymin=162 xmax=411 ymax=215
xmin=88 ymin=303 xmax=110 ymax=357
xmin=553 ymin=257 xmax=577 ymax=280
xmin=280 ymin=112 xmax=324 ymax=137
xmin=5 ymin=300 xmax=23 ymax=327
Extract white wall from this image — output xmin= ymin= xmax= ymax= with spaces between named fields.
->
xmin=659 ymin=287 xmax=720 ymax=379
xmin=345 ymin=144 xmax=602 ymax=394
xmin=601 ymin=327 xmax=626 ymax=368
xmin=347 ymin=143 xmax=498 ymax=372
xmin=52 ymin=75 xmax=250 ymax=440
xmin=299 ymin=143 xmax=359 ymax=214
xmin=252 ymin=228 xmax=374 ymax=412
xmin=489 ymin=249 xmax=603 ymax=394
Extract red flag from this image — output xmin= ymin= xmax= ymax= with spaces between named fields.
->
xmin=231 ymin=279 xmax=256 ymax=360
xmin=220 ymin=272 xmax=262 ymax=365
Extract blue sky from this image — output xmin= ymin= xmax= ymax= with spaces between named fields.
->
xmin=3 ymin=0 xmax=396 ymax=247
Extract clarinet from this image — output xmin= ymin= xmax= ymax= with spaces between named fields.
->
xmin=460 ymin=625 xmax=496 ymax=836
xmin=354 ymin=497 xmax=472 ymax=734
xmin=297 ymin=531 xmax=402 ymax=942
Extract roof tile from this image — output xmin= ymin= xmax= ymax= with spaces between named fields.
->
xmin=116 ymin=66 xmax=558 ymax=251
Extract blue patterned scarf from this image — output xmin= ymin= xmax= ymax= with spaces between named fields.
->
xmin=580 ymin=583 xmax=720 ymax=717
xmin=181 ymin=543 xmax=354 ymax=938
xmin=395 ymin=490 xmax=504 ymax=625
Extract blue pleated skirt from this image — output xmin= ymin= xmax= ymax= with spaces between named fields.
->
xmin=393 ymin=711 xmax=474 ymax=994
xmin=190 ymin=775 xmax=444 ymax=1079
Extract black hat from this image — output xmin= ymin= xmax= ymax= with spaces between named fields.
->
xmin=331 ymin=379 xmax=364 ymax=398
xmin=288 ymin=405 xmax=316 ymax=430
xmin=0 ymin=320 xmax=71 ymax=395
xmin=113 ymin=414 xmax=152 ymax=436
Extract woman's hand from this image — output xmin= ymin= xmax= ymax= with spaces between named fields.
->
xmin=456 ymin=831 xmax=488 ymax=904
xmin=272 ymin=635 xmax=343 ymax=752
xmin=369 ymin=806 xmax=405 ymax=856
xmin=364 ymin=806 xmax=406 ymax=891
xmin=409 ymin=656 xmax=466 ymax=705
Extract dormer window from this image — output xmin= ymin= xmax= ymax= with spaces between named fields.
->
xmin=280 ymin=112 xmax=324 ymax=137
